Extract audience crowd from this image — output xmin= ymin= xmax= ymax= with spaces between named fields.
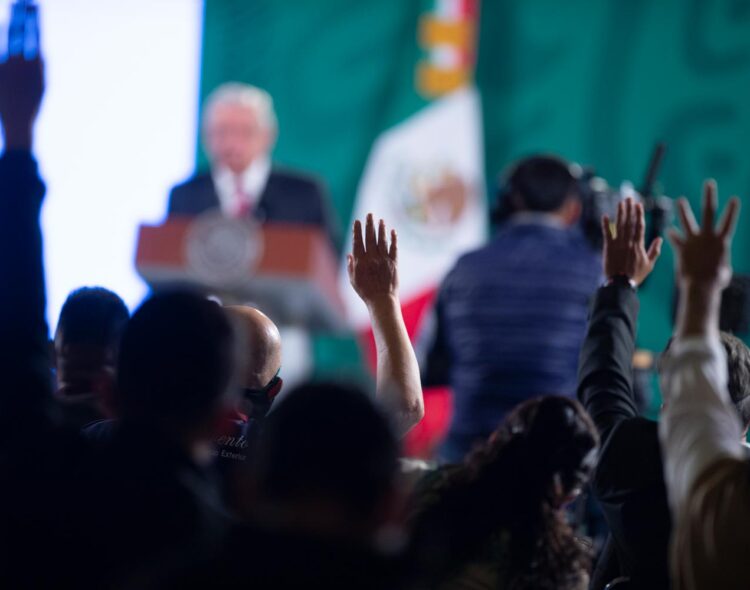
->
xmin=1 ymin=48 xmax=748 ymax=590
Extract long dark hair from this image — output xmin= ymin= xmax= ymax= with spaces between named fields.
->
xmin=409 ymin=396 xmax=599 ymax=590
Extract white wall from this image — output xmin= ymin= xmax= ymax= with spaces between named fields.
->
xmin=0 ymin=0 xmax=204 ymax=330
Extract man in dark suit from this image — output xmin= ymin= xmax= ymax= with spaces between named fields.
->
xmin=168 ymin=82 xmax=338 ymax=248
xmin=578 ymin=198 xmax=750 ymax=589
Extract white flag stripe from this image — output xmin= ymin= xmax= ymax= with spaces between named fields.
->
xmin=431 ymin=44 xmax=464 ymax=69
xmin=341 ymin=86 xmax=486 ymax=327
xmin=436 ymin=0 xmax=463 ymax=20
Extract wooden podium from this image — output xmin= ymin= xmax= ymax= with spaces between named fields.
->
xmin=135 ymin=217 xmax=346 ymax=332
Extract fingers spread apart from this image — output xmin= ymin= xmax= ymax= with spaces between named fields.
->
xmin=352 ymin=214 xmax=398 ymax=261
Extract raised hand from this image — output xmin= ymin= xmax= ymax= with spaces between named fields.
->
xmin=668 ymin=180 xmax=740 ymax=292
xmin=0 ymin=55 xmax=45 ymax=150
xmin=602 ymin=198 xmax=663 ymax=286
xmin=347 ymin=213 xmax=398 ymax=306
xmin=347 ymin=214 xmax=423 ymax=435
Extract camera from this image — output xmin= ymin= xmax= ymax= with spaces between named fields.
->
xmin=492 ymin=144 xmax=673 ymax=252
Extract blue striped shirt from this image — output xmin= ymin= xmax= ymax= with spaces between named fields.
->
xmin=428 ymin=220 xmax=602 ymax=461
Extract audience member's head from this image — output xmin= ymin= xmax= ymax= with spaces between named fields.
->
xmin=721 ymin=332 xmax=750 ymax=431
xmin=202 ymin=82 xmax=277 ymax=175
xmin=253 ymin=382 xmax=401 ymax=542
xmin=663 ymin=332 xmax=750 ymax=434
xmin=498 ymin=395 xmax=599 ymax=504
xmin=54 ymin=287 xmax=128 ymax=411
xmin=411 ymin=396 xmax=598 ymax=590
xmin=503 ymin=155 xmax=582 ymax=225
xmin=116 ymin=290 xmax=238 ymax=446
xmin=225 ymin=305 xmax=282 ymax=420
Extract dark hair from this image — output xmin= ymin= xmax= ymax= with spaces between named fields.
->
xmin=254 ymin=382 xmax=399 ymax=521
xmin=116 ymin=290 xmax=236 ymax=431
xmin=720 ymin=332 xmax=750 ymax=429
xmin=55 ymin=287 xmax=129 ymax=350
xmin=662 ymin=332 xmax=750 ymax=430
xmin=410 ymin=396 xmax=599 ymax=590
xmin=505 ymin=155 xmax=578 ymax=213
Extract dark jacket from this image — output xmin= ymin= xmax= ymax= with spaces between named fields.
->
xmin=78 ymin=421 xmax=229 ymax=588
xmin=177 ymin=522 xmax=407 ymax=590
xmin=424 ymin=221 xmax=601 ymax=462
xmin=167 ymin=169 xmax=339 ymax=249
xmin=577 ymin=283 xmax=671 ymax=590
xmin=0 ymin=152 xmax=229 ymax=588
xmin=0 ymin=151 xmax=98 ymax=587
xmin=0 ymin=151 xmax=49 ymax=427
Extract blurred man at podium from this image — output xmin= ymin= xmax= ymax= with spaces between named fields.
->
xmin=167 ymin=82 xmax=338 ymax=248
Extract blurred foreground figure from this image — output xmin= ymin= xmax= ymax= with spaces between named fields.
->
xmin=658 ymin=185 xmax=750 ymax=590
xmin=0 ymin=51 xmax=92 ymax=587
xmin=422 ymin=155 xmax=601 ymax=461
xmin=185 ymin=382 xmax=409 ymax=590
xmin=213 ymin=305 xmax=284 ymax=510
xmin=167 ymin=82 xmax=337 ymax=245
xmin=408 ymin=396 xmax=599 ymax=590
xmin=53 ymin=286 xmax=128 ymax=429
xmin=81 ymin=290 xmax=239 ymax=587
xmin=579 ymin=196 xmax=750 ymax=590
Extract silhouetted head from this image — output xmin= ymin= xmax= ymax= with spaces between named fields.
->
xmin=54 ymin=287 xmax=129 ymax=403
xmin=502 ymin=155 xmax=582 ymax=225
xmin=116 ymin=290 xmax=238 ymax=441
xmin=410 ymin=396 xmax=598 ymax=590
xmin=254 ymin=382 xmax=400 ymax=539
xmin=225 ymin=305 xmax=282 ymax=419
xmin=495 ymin=396 xmax=599 ymax=504
xmin=721 ymin=332 xmax=750 ymax=431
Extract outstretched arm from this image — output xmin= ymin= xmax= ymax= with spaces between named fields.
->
xmin=658 ymin=182 xmax=748 ymax=589
xmin=659 ymin=182 xmax=743 ymax=514
xmin=0 ymin=55 xmax=49 ymax=424
xmin=577 ymin=199 xmax=662 ymax=442
xmin=348 ymin=214 xmax=424 ymax=437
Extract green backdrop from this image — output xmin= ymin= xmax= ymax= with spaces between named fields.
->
xmin=199 ymin=0 xmax=750 ymax=392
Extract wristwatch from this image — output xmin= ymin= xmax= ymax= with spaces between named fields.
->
xmin=604 ymin=275 xmax=637 ymax=290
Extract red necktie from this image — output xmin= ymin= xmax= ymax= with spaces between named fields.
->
xmin=232 ymin=176 xmax=252 ymax=219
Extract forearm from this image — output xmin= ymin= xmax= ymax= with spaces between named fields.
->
xmin=676 ymin=283 xmax=722 ymax=340
xmin=577 ymin=283 xmax=640 ymax=438
xmin=659 ymin=336 xmax=745 ymax=515
xmin=0 ymin=150 xmax=50 ymax=415
xmin=2 ymin=122 xmax=33 ymax=151
xmin=368 ymin=295 xmax=425 ymax=437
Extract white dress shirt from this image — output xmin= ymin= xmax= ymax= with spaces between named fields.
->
xmin=658 ymin=335 xmax=746 ymax=516
xmin=212 ymin=156 xmax=271 ymax=217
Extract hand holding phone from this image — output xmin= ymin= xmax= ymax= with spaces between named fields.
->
xmin=8 ymin=0 xmax=40 ymax=60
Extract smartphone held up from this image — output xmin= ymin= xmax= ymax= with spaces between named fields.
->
xmin=7 ymin=0 xmax=40 ymax=59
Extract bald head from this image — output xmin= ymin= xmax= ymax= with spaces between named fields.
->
xmin=225 ymin=306 xmax=282 ymax=390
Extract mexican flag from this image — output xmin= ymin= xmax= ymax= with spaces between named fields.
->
xmin=341 ymin=0 xmax=485 ymax=336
